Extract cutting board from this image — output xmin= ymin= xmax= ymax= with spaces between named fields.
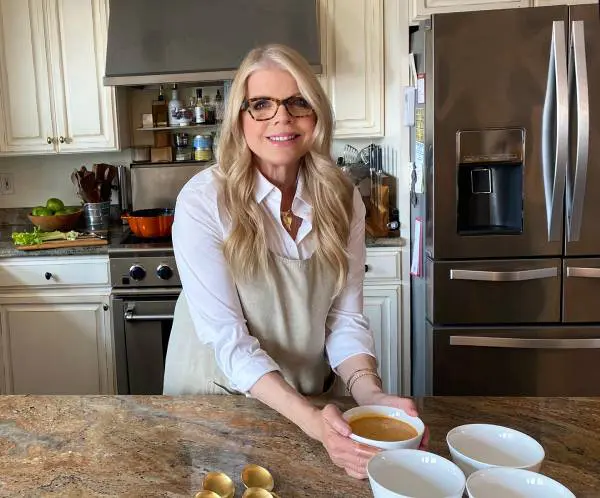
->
xmin=16 ymin=237 xmax=108 ymax=251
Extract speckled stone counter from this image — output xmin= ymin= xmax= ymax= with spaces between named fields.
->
xmin=0 ymin=222 xmax=400 ymax=258
xmin=0 ymin=396 xmax=597 ymax=497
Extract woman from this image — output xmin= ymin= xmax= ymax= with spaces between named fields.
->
xmin=164 ymin=44 xmax=422 ymax=479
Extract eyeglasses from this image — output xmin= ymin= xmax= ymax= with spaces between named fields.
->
xmin=241 ymin=95 xmax=314 ymax=121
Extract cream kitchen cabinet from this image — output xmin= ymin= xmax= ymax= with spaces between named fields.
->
xmin=318 ymin=0 xmax=384 ymax=138
xmin=0 ymin=256 xmax=114 ymax=394
xmin=409 ymin=0 xmax=530 ymax=23
xmin=363 ymin=247 xmax=407 ymax=395
xmin=533 ymin=0 xmax=596 ymax=5
xmin=0 ymin=0 xmax=123 ymax=155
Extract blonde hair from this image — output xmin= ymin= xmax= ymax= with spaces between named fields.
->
xmin=217 ymin=44 xmax=354 ymax=294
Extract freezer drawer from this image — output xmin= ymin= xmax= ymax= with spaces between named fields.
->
xmin=428 ymin=259 xmax=561 ymax=325
xmin=432 ymin=325 xmax=600 ymax=396
xmin=564 ymin=258 xmax=600 ymax=323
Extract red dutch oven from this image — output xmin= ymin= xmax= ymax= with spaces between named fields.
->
xmin=121 ymin=208 xmax=174 ymax=238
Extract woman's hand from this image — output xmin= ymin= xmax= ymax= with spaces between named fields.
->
xmin=360 ymin=393 xmax=430 ymax=449
xmin=317 ymin=404 xmax=380 ymax=479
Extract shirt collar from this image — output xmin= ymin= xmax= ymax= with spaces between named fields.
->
xmin=253 ymin=168 xmax=313 ymax=212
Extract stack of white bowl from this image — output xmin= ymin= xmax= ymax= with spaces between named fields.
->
xmin=343 ymin=406 xmax=575 ymax=498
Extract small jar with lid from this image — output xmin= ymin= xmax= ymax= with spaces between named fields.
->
xmin=193 ymin=134 xmax=213 ymax=162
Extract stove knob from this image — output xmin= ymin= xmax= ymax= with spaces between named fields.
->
xmin=156 ymin=264 xmax=173 ymax=280
xmin=129 ymin=265 xmax=146 ymax=281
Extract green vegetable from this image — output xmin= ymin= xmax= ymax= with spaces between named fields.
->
xmin=12 ymin=228 xmax=79 ymax=246
xmin=46 ymin=198 xmax=65 ymax=212
xmin=31 ymin=206 xmax=47 ymax=216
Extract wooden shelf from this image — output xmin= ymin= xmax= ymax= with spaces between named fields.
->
xmin=130 ymin=160 xmax=216 ymax=168
xmin=136 ymin=124 xmax=219 ymax=132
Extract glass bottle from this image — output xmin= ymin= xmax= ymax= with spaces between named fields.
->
xmin=152 ymin=85 xmax=168 ymax=127
xmin=194 ymin=89 xmax=205 ymax=125
xmin=203 ymin=94 xmax=215 ymax=124
xmin=215 ymin=89 xmax=224 ymax=123
xmin=168 ymin=84 xmax=183 ymax=127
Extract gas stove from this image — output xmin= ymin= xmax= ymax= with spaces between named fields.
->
xmin=109 ymin=229 xmax=179 ymax=289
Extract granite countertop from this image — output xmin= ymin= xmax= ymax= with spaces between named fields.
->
xmin=0 ymin=223 xmax=402 ymax=258
xmin=0 ymin=396 xmax=597 ymax=497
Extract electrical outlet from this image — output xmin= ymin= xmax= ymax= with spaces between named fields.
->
xmin=0 ymin=173 xmax=14 ymax=195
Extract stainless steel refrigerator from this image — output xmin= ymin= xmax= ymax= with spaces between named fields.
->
xmin=410 ymin=5 xmax=600 ymax=396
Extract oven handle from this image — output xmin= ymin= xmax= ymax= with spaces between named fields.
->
xmin=112 ymin=287 xmax=181 ymax=297
xmin=124 ymin=310 xmax=175 ymax=321
xmin=450 ymin=336 xmax=600 ymax=349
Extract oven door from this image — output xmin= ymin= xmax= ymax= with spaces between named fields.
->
xmin=431 ymin=324 xmax=600 ymax=396
xmin=111 ymin=291 xmax=179 ymax=394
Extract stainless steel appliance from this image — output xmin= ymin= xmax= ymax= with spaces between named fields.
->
xmin=410 ymin=5 xmax=600 ymax=396
xmin=110 ymin=163 xmax=206 ymax=394
xmin=104 ymin=0 xmax=320 ymax=86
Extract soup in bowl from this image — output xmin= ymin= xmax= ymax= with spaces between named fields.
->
xmin=343 ymin=405 xmax=425 ymax=450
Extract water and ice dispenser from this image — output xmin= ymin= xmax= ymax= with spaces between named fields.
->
xmin=456 ymin=129 xmax=525 ymax=235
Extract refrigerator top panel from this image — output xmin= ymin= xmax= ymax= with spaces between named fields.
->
xmin=565 ymin=5 xmax=600 ymax=256
xmin=429 ymin=7 xmax=568 ymax=260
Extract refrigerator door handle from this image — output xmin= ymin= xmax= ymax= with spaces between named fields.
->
xmin=566 ymin=20 xmax=590 ymax=242
xmin=449 ymin=267 xmax=557 ymax=282
xmin=450 ymin=336 xmax=600 ymax=349
xmin=542 ymin=21 xmax=568 ymax=242
xmin=566 ymin=266 xmax=600 ymax=278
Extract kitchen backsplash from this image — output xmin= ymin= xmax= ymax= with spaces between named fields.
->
xmin=0 ymin=151 xmax=130 ymax=209
xmin=0 ymin=140 xmax=377 ymax=209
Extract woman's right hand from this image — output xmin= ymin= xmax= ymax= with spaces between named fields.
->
xmin=317 ymin=404 xmax=380 ymax=479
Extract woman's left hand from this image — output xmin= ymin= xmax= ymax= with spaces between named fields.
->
xmin=362 ymin=392 xmax=430 ymax=449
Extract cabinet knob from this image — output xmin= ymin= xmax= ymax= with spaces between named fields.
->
xmin=365 ymin=265 xmax=370 ymax=273
xmin=46 ymin=137 xmax=53 ymax=144
xmin=44 ymin=272 xmax=52 ymax=280
xmin=59 ymin=136 xmax=65 ymax=143
xmin=103 ymin=304 xmax=109 ymax=311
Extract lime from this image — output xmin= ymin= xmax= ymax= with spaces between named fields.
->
xmin=54 ymin=210 xmax=69 ymax=215
xmin=64 ymin=206 xmax=81 ymax=214
xmin=31 ymin=206 xmax=47 ymax=216
xmin=46 ymin=198 xmax=65 ymax=212
xmin=34 ymin=208 xmax=54 ymax=216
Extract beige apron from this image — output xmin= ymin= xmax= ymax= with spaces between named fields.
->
xmin=163 ymin=252 xmax=338 ymax=395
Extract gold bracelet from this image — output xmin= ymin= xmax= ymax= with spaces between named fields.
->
xmin=346 ymin=368 xmax=381 ymax=394
xmin=345 ymin=368 xmax=376 ymax=393
xmin=348 ymin=371 xmax=382 ymax=395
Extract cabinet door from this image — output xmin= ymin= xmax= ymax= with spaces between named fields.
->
xmin=533 ymin=0 xmax=595 ymax=5
xmin=319 ymin=0 xmax=384 ymax=138
xmin=410 ymin=0 xmax=531 ymax=23
xmin=0 ymin=0 xmax=56 ymax=154
xmin=47 ymin=0 xmax=119 ymax=152
xmin=0 ymin=300 xmax=111 ymax=394
xmin=363 ymin=286 xmax=399 ymax=394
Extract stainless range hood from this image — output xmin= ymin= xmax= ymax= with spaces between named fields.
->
xmin=104 ymin=0 xmax=321 ymax=86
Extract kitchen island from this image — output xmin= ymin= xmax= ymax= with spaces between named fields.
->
xmin=0 ymin=396 xmax=597 ymax=497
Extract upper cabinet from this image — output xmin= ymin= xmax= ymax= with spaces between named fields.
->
xmin=0 ymin=0 xmax=54 ymax=154
xmin=410 ymin=1 xmax=528 ymax=23
xmin=410 ymin=0 xmax=597 ymax=23
xmin=0 ymin=0 xmax=124 ymax=155
xmin=532 ymin=0 xmax=597 ymax=4
xmin=319 ymin=0 xmax=384 ymax=138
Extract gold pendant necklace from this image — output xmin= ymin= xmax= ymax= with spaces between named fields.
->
xmin=281 ymin=209 xmax=293 ymax=232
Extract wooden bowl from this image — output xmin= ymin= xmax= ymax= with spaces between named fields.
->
xmin=28 ymin=209 xmax=83 ymax=232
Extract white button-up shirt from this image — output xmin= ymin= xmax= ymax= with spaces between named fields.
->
xmin=172 ymin=165 xmax=376 ymax=393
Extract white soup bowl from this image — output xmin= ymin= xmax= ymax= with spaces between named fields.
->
xmin=466 ymin=467 xmax=575 ymax=498
xmin=343 ymin=405 xmax=424 ymax=450
xmin=446 ymin=424 xmax=545 ymax=477
xmin=367 ymin=449 xmax=466 ymax=498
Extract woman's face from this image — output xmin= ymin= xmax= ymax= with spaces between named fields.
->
xmin=242 ymin=67 xmax=316 ymax=170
